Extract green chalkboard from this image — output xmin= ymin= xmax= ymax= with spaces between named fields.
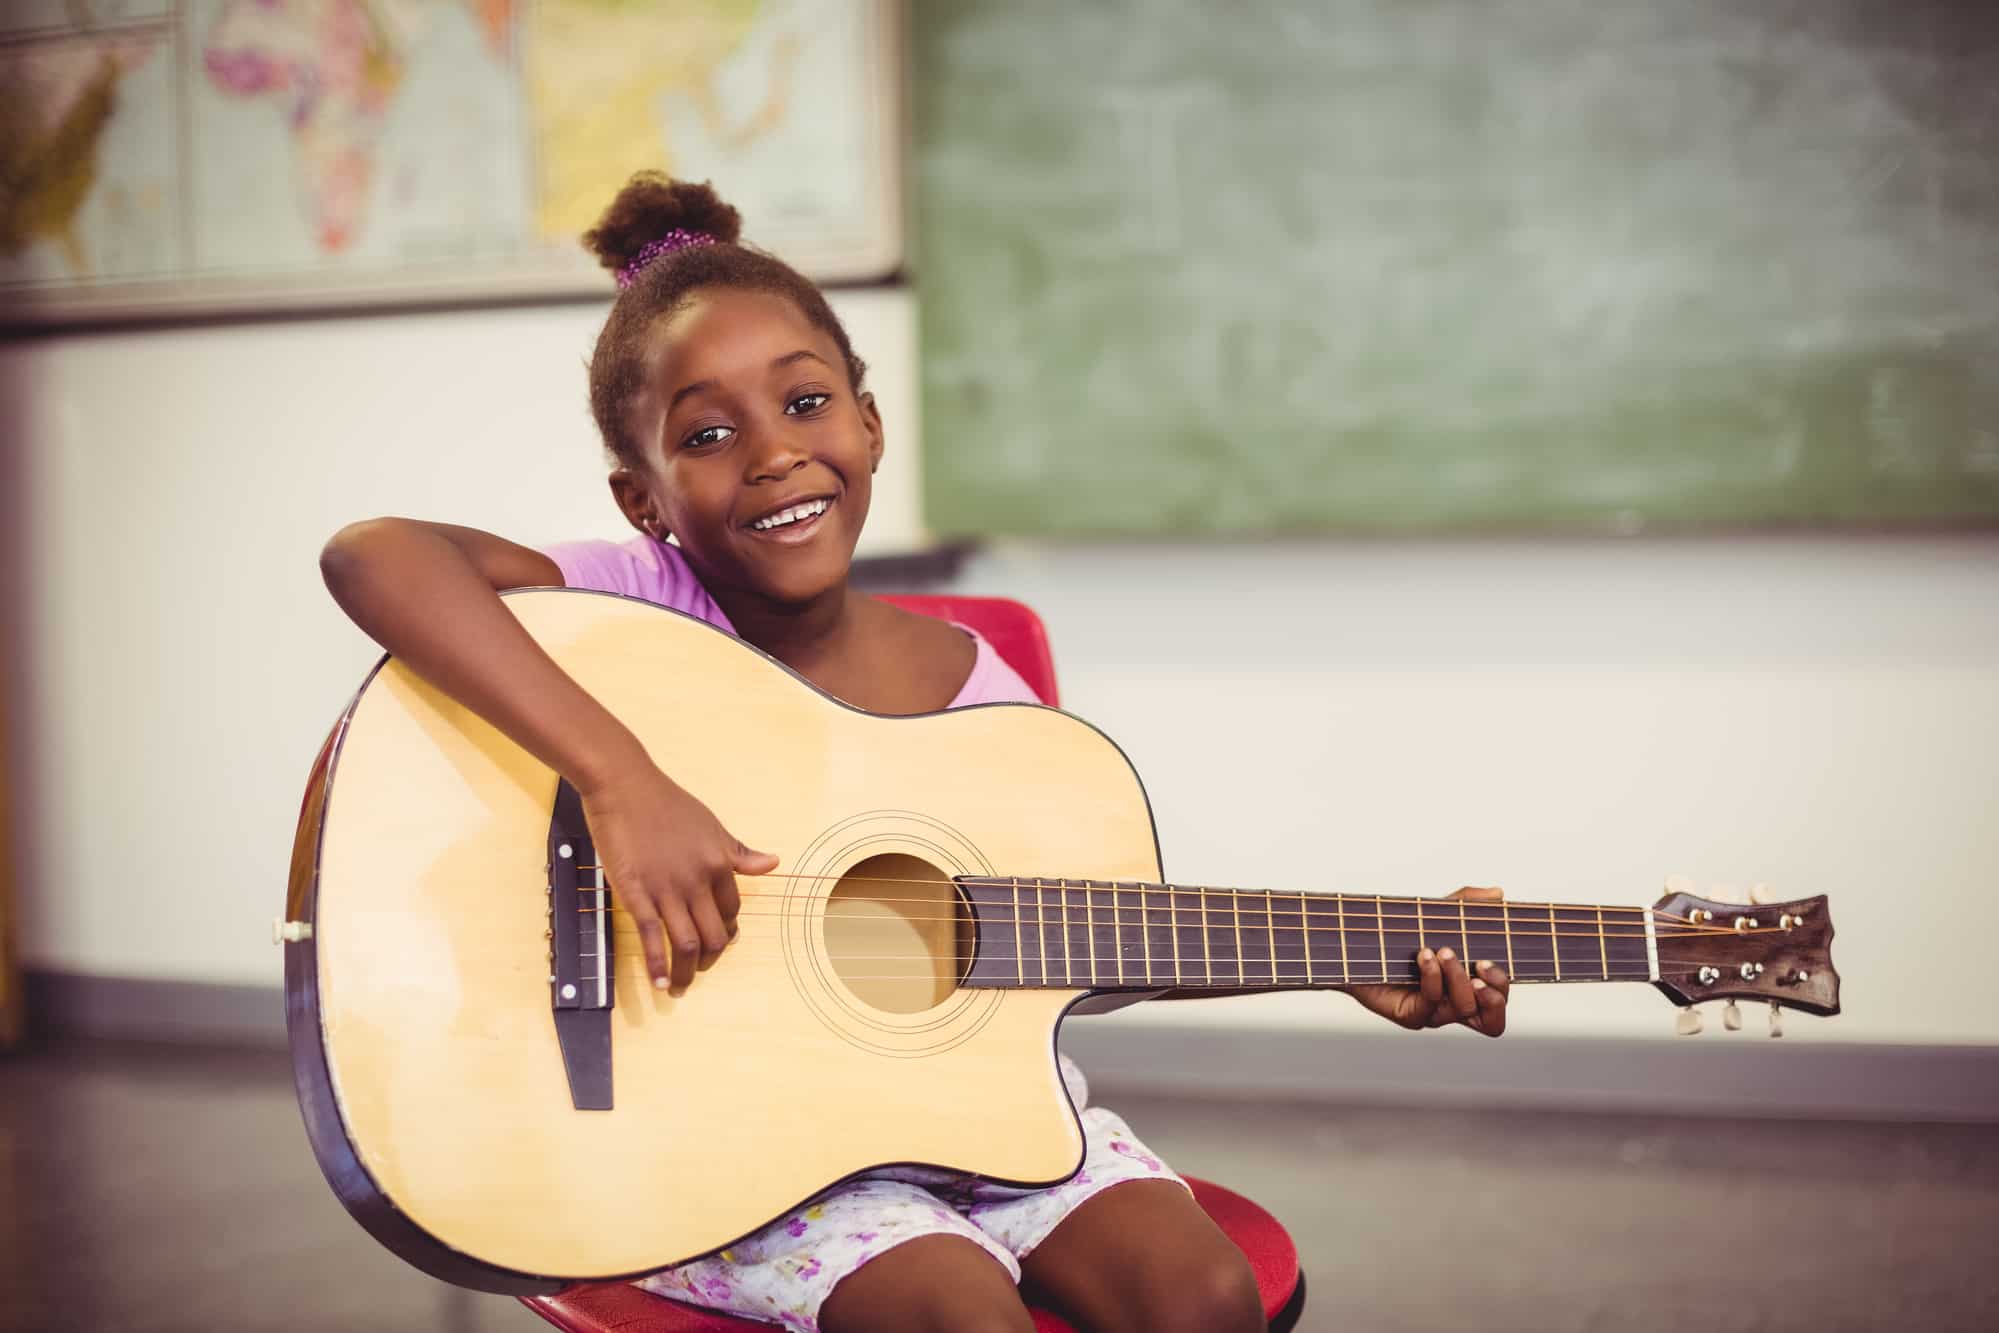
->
xmin=913 ymin=0 xmax=1999 ymax=535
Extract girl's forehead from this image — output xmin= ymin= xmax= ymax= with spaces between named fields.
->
xmin=648 ymin=287 xmax=830 ymax=377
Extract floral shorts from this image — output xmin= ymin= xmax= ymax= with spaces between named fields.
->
xmin=635 ymin=1057 xmax=1185 ymax=1332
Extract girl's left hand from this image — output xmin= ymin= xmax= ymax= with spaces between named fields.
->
xmin=1342 ymin=886 xmax=1511 ymax=1037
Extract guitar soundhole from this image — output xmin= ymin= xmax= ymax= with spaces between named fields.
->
xmin=824 ymin=853 xmax=974 ymax=1014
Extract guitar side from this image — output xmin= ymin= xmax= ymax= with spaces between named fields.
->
xmin=286 ymin=590 xmax=1166 ymax=1290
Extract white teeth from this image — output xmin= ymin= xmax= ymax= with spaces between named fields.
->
xmin=751 ymin=498 xmax=831 ymax=531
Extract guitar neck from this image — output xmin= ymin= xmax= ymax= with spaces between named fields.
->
xmin=956 ymin=877 xmax=1657 ymax=991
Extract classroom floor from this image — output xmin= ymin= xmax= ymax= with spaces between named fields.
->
xmin=2 ymin=1038 xmax=1994 ymax=1333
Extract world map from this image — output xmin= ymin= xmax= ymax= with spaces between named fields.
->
xmin=0 ymin=0 xmax=895 ymax=317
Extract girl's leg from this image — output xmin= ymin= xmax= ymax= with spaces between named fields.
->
xmin=820 ymin=1233 xmax=1034 ymax=1333
xmin=1019 ymin=1179 xmax=1265 ymax=1333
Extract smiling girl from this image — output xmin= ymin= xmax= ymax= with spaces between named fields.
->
xmin=320 ymin=174 xmax=1507 ymax=1333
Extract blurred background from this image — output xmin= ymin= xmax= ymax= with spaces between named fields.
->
xmin=2 ymin=1 xmax=1996 ymax=1330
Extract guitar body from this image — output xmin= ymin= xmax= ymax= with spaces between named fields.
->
xmin=286 ymin=589 xmax=1164 ymax=1292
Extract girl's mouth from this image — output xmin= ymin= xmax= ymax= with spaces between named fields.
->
xmin=744 ymin=494 xmax=835 ymax=544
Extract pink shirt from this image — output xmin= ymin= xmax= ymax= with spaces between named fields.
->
xmin=542 ymin=535 xmax=1040 ymax=708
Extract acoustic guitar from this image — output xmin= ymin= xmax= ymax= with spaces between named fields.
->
xmin=280 ymin=588 xmax=1839 ymax=1294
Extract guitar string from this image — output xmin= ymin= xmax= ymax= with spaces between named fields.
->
xmin=569 ymin=867 xmax=1758 ymax=924
xmin=577 ymin=904 xmax=1781 ymax=941
xmin=564 ymin=883 xmax=1738 ymax=934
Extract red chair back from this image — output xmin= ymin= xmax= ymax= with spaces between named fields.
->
xmin=877 ymin=594 xmax=1059 ymax=706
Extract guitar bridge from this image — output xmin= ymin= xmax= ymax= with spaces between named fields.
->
xmin=548 ymin=779 xmax=613 ymax=1110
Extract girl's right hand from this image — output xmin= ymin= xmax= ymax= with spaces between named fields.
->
xmin=577 ymin=763 xmax=779 ymax=994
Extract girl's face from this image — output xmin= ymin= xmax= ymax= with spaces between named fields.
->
xmin=611 ymin=287 xmax=883 ymax=608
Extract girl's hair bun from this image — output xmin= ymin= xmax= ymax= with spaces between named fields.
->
xmin=582 ymin=172 xmax=744 ymax=274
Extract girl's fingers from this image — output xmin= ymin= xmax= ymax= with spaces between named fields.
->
xmin=657 ymin=896 xmax=703 ymax=994
xmin=690 ymin=880 xmax=733 ymax=969
xmin=1470 ymin=961 xmax=1510 ymax=1037
xmin=631 ymin=905 xmax=670 ymax=986
xmin=1472 ymin=969 xmax=1508 ymax=1037
xmin=1417 ymin=948 xmax=1445 ymax=1008
xmin=1438 ymin=948 xmax=1477 ymax=1019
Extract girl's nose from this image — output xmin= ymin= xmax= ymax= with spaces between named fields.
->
xmin=743 ymin=429 xmax=809 ymax=483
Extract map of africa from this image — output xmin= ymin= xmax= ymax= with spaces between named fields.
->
xmin=0 ymin=0 xmax=898 ymax=319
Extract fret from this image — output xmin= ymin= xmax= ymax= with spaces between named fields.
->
xmin=1553 ymin=905 xmax=1604 ymax=981
xmin=1047 ymin=879 xmax=1063 ymax=987
xmin=1272 ymin=893 xmax=1307 ymax=985
xmin=1168 ymin=886 xmax=1183 ymax=985
xmin=1238 ymin=889 xmax=1275 ymax=987
xmin=1232 ymin=892 xmax=1246 ymax=987
xmin=1461 ymin=899 xmax=1508 ymax=979
xmin=1143 ymin=879 xmax=1159 ymax=987
xmin=1203 ymin=889 xmax=1242 ymax=987
xmin=1375 ymin=897 xmax=1390 ymax=982
xmin=1502 ymin=896 xmax=1515 ymax=978
xmin=1434 ymin=895 xmax=1470 ymax=968
xmin=1300 ymin=893 xmax=1314 ymax=985
xmin=1304 ymin=893 xmax=1346 ymax=985
xmin=1335 ymin=894 xmax=1349 ymax=985
xmin=1508 ymin=903 xmax=1558 ymax=982
xmin=1548 ymin=904 xmax=1562 ymax=980
xmin=1102 ymin=881 xmax=1124 ymax=987
xmin=1342 ymin=895 xmax=1384 ymax=986
xmin=1378 ymin=896 xmax=1422 ymax=984
xmin=1198 ymin=890 xmax=1213 ymax=986
xmin=1603 ymin=905 xmax=1652 ymax=981
xmin=1011 ymin=877 xmax=1026 ymax=986
xmin=1595 ymin=905 xmax=1608 ymax=978
xmin=1268 ymin=892 xmax=1280 ymax=981
xmin=1064 ymin=880 xmax=1091 ymax=987
xmin=1143 ymin=885 xmax=1175 ymax=988
xmin=1172 ymin=887 xmax=1209 ymax=987
xmin=1457 ymin=897 xmax=1472 ymax=968
xmin=1084 ymin=881 xmax=1099 ymax=985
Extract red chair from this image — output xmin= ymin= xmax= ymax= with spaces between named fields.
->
xmin=523 ymin=596 xmax=1305 ymax=1333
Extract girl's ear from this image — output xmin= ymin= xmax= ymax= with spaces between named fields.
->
xmin=859 ymin=391 xmax=884 ymax=474
xmin=609 ymin=468 xmax=667 ymax=541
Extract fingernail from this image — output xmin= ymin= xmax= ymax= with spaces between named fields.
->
xmin=1437 ymin=947 xmax=1455 ymax=962
xmin=1477 ymin=960 xmax=1493 ymax=973
xmin=652 ymin=976 xmax=668 ymax=991
xmin=1418 ymin=948 xmax=1435 ymax=963
xmin=669 ymin=986 xmax=687 ymax=998
xmin=1473 ymin=978 xmax=1488 ymax=990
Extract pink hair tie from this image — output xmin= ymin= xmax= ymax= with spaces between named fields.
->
xmin=615 ymin=228 xmax=717 ymax=289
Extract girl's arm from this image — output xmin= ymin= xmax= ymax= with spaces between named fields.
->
xmin=319 ymin=518 xmax=775 ymax=993
xmin=320 ymin=518 xmax=634 ymax=787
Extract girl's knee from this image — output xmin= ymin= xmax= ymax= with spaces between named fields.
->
xmin=1128 ymin=1248 xmax=1265 ymax=1333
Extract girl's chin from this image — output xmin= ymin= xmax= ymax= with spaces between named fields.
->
xmin=736 ymin=548 xmax=854 ymax=605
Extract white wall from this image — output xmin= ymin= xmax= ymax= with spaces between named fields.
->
xmin=5 ymin=301 xmax=1995 ymax=1049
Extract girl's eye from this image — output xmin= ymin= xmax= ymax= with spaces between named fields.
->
xmin=785 ymin=392 xmax=831 ymax=416
xmin=683 ymin=424 xmax=734 ymax=449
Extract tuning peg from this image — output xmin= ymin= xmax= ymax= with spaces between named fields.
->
xmin=1707 ymin=882 xmax=1745 ymax=905
xmin=1748 ymin=882 xmax=1779 ymax=905
xmin=1676 ymin=1007 xmax=1704 ymax=1036
xmin=1664 ymin=874 xmax=1698 ymax=897
xmin=1767 ymin=1002 xmax=1784 ymax=1039
xmin=1722 ymin=999 xmax=1742 ymax=1031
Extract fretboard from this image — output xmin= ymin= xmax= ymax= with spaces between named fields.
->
xmin=956 ymin=877 xmax=1657 ymax=990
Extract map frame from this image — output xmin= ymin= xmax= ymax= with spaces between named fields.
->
xmin=1 ymin=0 xmax=905 ymax=327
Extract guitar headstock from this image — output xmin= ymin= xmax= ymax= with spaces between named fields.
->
xmin=1650 ymin=880 xmax=1839 ymax=1034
